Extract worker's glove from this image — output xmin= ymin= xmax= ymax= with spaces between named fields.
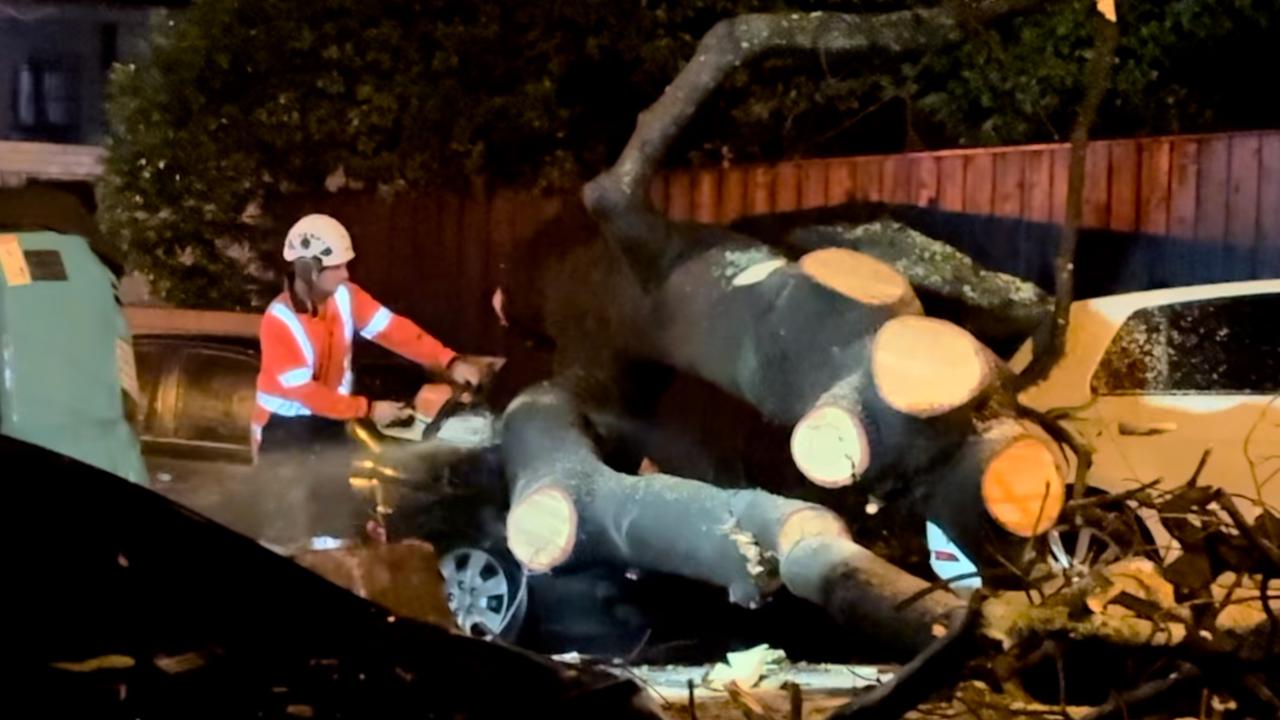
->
xmin=444 ymin=354 xmax=504 ymax=388
xmin=369 ymin=400 xmax=413 ymax=426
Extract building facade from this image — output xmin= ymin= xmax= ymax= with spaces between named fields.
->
xmin=1 ymin=1 xmax=157 ymax=146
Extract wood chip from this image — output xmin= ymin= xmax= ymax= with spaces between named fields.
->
xmin=50 ymin=655 xmax=135 ymax=672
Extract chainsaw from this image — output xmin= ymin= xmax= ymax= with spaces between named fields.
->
xmin=347 ymin=367 xmax=502 ymax=542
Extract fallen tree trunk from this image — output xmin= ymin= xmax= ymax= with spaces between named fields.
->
xmin=500 ymin=382 xmax=964 ymax=653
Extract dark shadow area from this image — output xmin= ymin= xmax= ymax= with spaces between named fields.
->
xmin=12 ymin=434 xmax=657 ymax=719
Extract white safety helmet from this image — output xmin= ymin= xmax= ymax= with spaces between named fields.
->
xmin=283 ymin=213 xmax=355 ymax=267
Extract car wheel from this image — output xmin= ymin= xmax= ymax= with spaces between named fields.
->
xmin=1046 ymin=486 xmax=1160 ymax=573
xmin=437 ymin=543 xmax=528 ymax=641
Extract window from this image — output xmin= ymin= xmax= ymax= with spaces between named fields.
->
xmin=1092 ymin=294 xmax=1280 ymax=395
xmin=173 ymin=349 xmax=257 ymax=448
xmin=11 ymin=59 xmax=81 ymax=142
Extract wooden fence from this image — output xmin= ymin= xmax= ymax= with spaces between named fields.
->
xmin=652 ymin=130 xmax=1279 ymax=240
xmin=325 ymin=130 xmax=1278 ymax=354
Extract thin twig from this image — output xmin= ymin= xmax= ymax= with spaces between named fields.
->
xmin=1242 ymin=396 xmax=1279 ymax=506
xmin=1049 ymin=640 xmax=1067 ymax=715
xmin=1020 ymin=404 xmax=1095 ymax=502
xmin=1064 ymin=479 xmax=1162 ymax=511
xmin=626 ymin=628 xmax=654 ymax=664
xmin=1077 ymin=665 xmax=1201 ymax=720
xmin=795 ymin=94 xmax=897 ymax=154
xmin=1187 ymin=448 xmax=1212 ymax=488
xmin=1242 ymin=673 xmax=1280 ymax=711
xmin=1214 ymin=490 xmax=1280 ymax=570
xmin=1261 ymin=574 xmax=1278 ymax=654
xmin=689 ymin=678 xmax=698 ymax=720
xmin=895 ymin=572 xmax=982 ymax=611
xmin=1022 ymin=479 xmax=1055 ymax=559
xmin=614 ymin=666 xmax=672 ymax=708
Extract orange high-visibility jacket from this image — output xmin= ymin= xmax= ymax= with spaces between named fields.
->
xmin=252 ymin=282 xmax=456 ymax=443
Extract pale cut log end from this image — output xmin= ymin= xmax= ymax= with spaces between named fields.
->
xmin=731 ymin=258 xmax=787 ymax=287
xmin=776 ymin=507 xmax=850 ymax=556
xmin=790 ymin=405 xmax=871 ymax=487
xmin=798 ymin=247 xmax=921 ymax=313
xmin=506 ymin=485 xmax=578 ymax=572
xmin=871 ymin=315 xmax=992 ymax=418
xmin=981 ymin=436 xmax=1066 ymax=537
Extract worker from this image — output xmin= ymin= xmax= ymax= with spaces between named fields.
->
xmin=251 ymin=213 xmax=491 ymax=549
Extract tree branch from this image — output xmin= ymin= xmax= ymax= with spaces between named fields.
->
xmin=583 ymin=0 xmax=1057 ymax=220
xmin=1213 ymin=489 xmax=1280 ymax=570
xmin=1015 ymin=12 xmax=1120 ymax=390
xmin=830 ymin=592 xmax=984 ymax=720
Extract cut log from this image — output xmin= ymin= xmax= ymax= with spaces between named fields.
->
xmin=797 ymin=248 xmax=922 ymax=316
xmin=980 ymin=436 xmax=1066 ymax=538
xmin=787 ymin=314 xmax=1005 ymax=491
xmin=870 ymin=315 xmax=993 ymax=419
xmin=790 ymin=393 xmax=872 ymax=489
xmin=919 ymin=417 xmax=1067 ymax=572
xmin=506 ymin=485 xmax=578 ymax=573
xmin=501 ymin=382 xmax=964 ymax=653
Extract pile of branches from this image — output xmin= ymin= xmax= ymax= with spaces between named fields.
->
xmin=893 ymin=472 xmax=1279 ymax=720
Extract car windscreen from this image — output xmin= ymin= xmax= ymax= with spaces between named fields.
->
xmin=1091 ymin=293 xmax=1280 ymax=395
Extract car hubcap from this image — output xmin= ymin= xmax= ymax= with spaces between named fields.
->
xmin=440 ymin=548 xmax=515 ymax=639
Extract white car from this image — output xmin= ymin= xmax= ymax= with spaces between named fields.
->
xmin=1010 ymin=280 xmax=1279 ymax=554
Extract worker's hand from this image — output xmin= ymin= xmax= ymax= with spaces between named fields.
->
xmin=445 ymin=355 xmax=503 ymax=388
xmin=369 ymin=400 xmax=413 ymax=426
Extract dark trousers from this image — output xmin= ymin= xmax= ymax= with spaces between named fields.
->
xmin=254 ymin=415 xmax=365 ymax=548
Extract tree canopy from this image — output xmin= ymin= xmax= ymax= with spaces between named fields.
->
xmin=99 ymin=0 xmax=1277 ymax=308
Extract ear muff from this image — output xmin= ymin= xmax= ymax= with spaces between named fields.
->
xmin=293 ymin=257 xmax=321 ymax=284
xmin=289 ymin=257 xmax=324 ymax=315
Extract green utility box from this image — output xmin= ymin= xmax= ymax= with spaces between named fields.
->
xmin=1 ymin=187 xmax=148 ymax=485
